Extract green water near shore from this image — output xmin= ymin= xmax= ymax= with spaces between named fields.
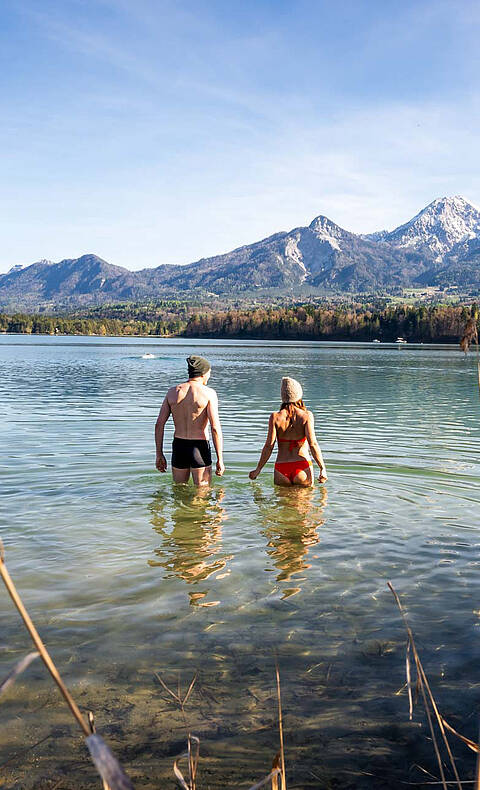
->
xmin=1 ymin=336 xmax=480 ymax=788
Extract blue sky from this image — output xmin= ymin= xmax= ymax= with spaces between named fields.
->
xmin=1 ymin=0 xmax=479 ymax=272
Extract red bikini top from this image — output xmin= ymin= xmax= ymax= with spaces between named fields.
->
xmin=277 ymin=436 xmax=307 ymax=452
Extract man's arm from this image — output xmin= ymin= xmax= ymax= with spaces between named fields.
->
xmin=305 ymin=411 xmax=327 ymax=482
xmin=207 ymin=389 xmax=224 ymax=476
xmin=249 ymin=413 xmax=276 ymax=479
xmin=155 ymin=395 xmax=171 ymax=472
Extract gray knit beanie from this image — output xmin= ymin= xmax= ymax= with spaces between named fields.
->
xmin=281 ymin=377 xmax=303 ymax=403
xmin=187 ymin=355 xmax=211 ymax=378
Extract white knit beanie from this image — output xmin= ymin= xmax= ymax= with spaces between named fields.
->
xmin=281 ymin=377 xmax=303 ymax=403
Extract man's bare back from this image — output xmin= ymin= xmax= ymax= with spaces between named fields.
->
xmin=155 ymin=355 xmax=224 ymax=486
xmin=167 ymin=380 xmax=213 ymax=439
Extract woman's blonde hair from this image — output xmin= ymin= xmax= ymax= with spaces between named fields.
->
xmin=280 ymin=399 xmax=307 ymax=427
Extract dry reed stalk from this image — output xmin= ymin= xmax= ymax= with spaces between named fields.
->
xmin=246 ymin=767 xmax=281 ymax=790
xmin=89 ymin=711 xmax=111 ymax=790
xmin=0 ymin=541 xmax=133 ymax=790
xmin=275 ymin=660 xmax=287 ymax=790
xmin=388 ymin=582 xmax=467 ymax=790
xmin=155 ymin=671 xmax=198 ymax=789
xmin=0 ymin=651 xmax=39 ymax=696
xmin=271 ymin=752 xmax=282 ymax=790
xmin=158 ymin=664 xmax=287 ymax=790
xmin=86 ymin=735 xmax=134 ymax=790
xmin=440 ymin=720 xmax=480 ymax=755
xmin=475 ymin=723 xmax=480 ymax=790
xmin=402 ymin=782 xmax=478 ymax=786
xmin=406 ymin=637 xmax=413 ymax=720
xmin=247 ymin=664 xmax=287 ymax=790
xmin=0 ymin=541 xmax=90 ymax=736
xmin=173 ymin=735 xmax=200 ymax=790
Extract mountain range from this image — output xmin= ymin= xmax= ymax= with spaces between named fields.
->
xmin=2 ymin=195 xmax=480 ymax=308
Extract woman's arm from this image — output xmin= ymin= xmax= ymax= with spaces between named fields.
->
xmin=305 ymin=411 xmax=328 ymax=482
xmin=249 ymin=413 xmax=277 ymax=479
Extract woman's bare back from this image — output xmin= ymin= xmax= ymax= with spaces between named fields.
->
xmin=273 ymin=409 xmax=309 ymax=460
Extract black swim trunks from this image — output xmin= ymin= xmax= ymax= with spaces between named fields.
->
xmin=171 ymin=437 xmax=212 ymax=469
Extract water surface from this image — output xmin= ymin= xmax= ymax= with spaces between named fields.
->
xmin=1 ymin=336 xmax=480 ymax=788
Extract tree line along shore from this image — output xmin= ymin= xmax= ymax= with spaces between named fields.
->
xmin=0 ymin=303 xmax=478 ymax=343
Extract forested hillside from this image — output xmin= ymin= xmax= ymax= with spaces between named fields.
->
xmin=183 ymin=304 xmax=476 ymax=343
xmin=1 ymin=303 xmax=477 ymax=343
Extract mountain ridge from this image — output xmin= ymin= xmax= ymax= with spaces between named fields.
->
xmin=2 ymin=196 xmax=480 ymax=307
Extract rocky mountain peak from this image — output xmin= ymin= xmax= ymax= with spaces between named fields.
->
xmin=383 ymin=195 xmax=480 ymax=259
xmin=309 ymin=214 xmax=339 ymax=231
xmin=2 ymin=195 xmax=480 ymax=306
xmin=308 ymin=215 xmax=349 ymax=250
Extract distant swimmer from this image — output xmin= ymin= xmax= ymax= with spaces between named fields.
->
xmin=249 ymin=377 xmax=327 ymax=487
xmin=155 ymin=355 xmax=225 ymax=486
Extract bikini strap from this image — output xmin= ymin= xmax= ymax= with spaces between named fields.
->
xmin=278 ymin=436 xmax=307 ymax=452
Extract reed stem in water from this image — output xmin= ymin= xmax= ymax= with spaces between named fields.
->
xmin=0 ymin=540 xmax=89 ymax=735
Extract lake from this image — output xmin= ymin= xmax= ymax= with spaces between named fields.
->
xmin=1 ymin=335 xmax=480 ymax=789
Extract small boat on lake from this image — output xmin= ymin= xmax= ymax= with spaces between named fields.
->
xmin=142 ymin=353 xmax=155 ymax=359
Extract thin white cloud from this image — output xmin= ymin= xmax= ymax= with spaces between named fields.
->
xmin=1 ymin=0 xmax=480 ymax=271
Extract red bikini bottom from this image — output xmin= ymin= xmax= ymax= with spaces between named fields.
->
xmin=274 ymin=458 xmax=312 ymax=483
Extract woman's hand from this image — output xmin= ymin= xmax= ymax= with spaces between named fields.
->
xmin=318 ymin=470 xmax=328 ymax=483
xmin=249 ymin=468 xmax=260 ymax=480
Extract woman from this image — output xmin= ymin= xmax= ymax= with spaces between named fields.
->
xmin=249 ymin=377 xmax=328 ymax=487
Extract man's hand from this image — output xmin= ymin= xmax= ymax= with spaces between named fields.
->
xmin=156 ymin=451 xmax=167 ymax=472
xmin=216 ymin=460 xmax=225 ymax=477
xmin=249 ymin=468 xmax=260 ymax=480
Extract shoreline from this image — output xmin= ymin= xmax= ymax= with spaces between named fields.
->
xmin=0 ymin=330 xmax=464 ymax=345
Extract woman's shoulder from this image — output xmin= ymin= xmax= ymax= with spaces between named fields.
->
xmin=293 ymin=409 xmax=311 ymax=430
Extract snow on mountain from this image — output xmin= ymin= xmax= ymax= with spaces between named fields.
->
xmin=361 ymin=230 xmax=388 ymax=242
xmin=2 ymin=196 xmax=480 ymax=306
xmin=283 ymin=235 xmax=307 ymax=277
xmin=381 ymin=196 xmax=480 ymax=260
xmin=308 ymin=215 xmax=345 ymax=250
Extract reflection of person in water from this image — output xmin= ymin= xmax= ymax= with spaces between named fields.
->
xmin=148 ymin=485 xmax=230 ymax=605
xmin=252 ymin=484 xmax=328 ymax=598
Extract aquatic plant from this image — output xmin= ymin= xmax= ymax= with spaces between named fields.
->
xmin=389 ymin=581 xmax=480 ymax=789
xmin=0 ymin=540 xmax=133 ymax=790
xmin=154 ymin=662 xmax=286 ymax=790
xmin=1 ymin=539 xmax=287 ymax=790
xmin=0 ymin=651 xmax=39 ymax=696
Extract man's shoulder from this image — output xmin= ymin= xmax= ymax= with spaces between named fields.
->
xmin=198 ymin=384 xmax=218 ymax=402
xmin=166 ymin=382 xmax=185 ymax=400
xmin=204 ymin=385 xmax=218 ymax=400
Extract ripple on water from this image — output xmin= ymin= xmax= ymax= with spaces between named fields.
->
xmin=1 ymin=337 xmax=480 ymax=788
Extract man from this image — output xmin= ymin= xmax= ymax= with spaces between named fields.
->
xmin=155 ymin=355 xmax=225 ymax=486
